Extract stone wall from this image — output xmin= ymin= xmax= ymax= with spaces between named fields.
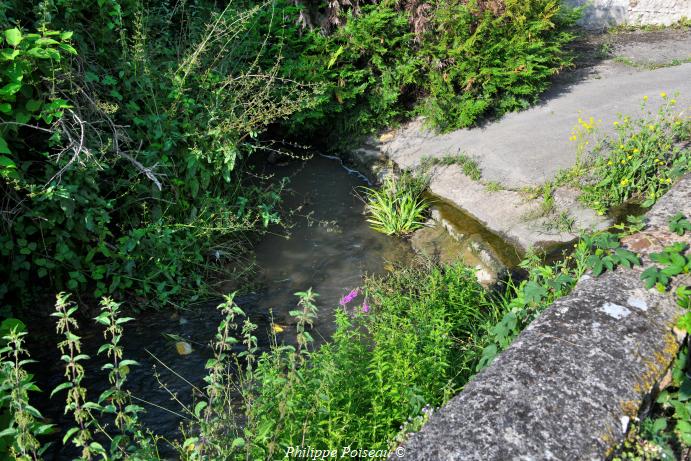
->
xmin=393 ymin=175 xmax=690 ymax=460
xmin=564 ymin=0 xmax=691 ymax=29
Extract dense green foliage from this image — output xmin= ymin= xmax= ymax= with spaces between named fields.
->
xmin=276 ymin=0 xmax=580 ymax=142
xmin=418 ymin=0 xmax=579 ymax=130
xmin=0 ymin=0 xmax=581 ymax=312
xmin=0 ymin=0 xmax=595 ymax=458
xmin=3 ymin=220 xmax=689 ymax=459
xmin=0 ymin=264 xmax=506 ymax=459
xmin=613 ymin=216 xmax=691 ymax=460
xmin=233 ymin=265 xmax=499 ymax=456
xmin=0 ymin=1 xmax=316 ymax=312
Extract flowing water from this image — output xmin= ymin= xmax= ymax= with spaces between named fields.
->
xmin=30 ymin=154 xmax=415 ymax=458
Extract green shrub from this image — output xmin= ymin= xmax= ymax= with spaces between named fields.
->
xmin=0 ymin=2 xmax=314 ymax=312
xmin=361 ymin=172 xmax=429 ymax=235
xmin=268 ymin=0 xmax=580 ymax=145
xmin=417 ymin=0 xmax=580 ymax=131
xmin=0 ymin=265 xmax=503 ymax=459
xmin=278 ymin=2 xmax=420 ymax=148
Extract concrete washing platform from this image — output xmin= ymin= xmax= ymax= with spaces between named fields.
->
xmin=351 ymin=53 xmax=691 ymax=254
xmin=393 ymin=175 xmax=690 ymax=461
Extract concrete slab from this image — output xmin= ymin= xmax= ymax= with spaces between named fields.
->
xmin=608 ymin=28 xmax=691 ymax=68
xmin=354 ymin=34 xmax=691 ymax=252
xmin=382 ymin=63 xmax=691 ymax=189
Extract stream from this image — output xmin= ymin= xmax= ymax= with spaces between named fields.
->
xmin=29 ymin=154 xmax=416 ymax=458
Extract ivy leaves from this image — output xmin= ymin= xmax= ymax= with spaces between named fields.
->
xmin=639 ymin=214 xmax=691 ymax=291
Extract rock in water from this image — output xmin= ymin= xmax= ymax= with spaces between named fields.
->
xmin=175 ymin=341 xmax=193 ymax=355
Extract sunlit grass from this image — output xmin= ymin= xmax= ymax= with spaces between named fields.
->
xmin=361 ymin=173 xmax=429 ymax=236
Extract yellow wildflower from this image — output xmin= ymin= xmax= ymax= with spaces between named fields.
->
xmin=607 ymin=160 xmax=614 ymax=166
xmin=660 ymin=92 xmax=667 ymax=98
xmin=627 ymin=155 xmax=632 ymax=160
xmin=613 ymin=121 xmax=619 ymax=126
xmin=633 ymin=148 xmax=639 ymax=153
xmin=667 ymin=178 xmax=672 ymax=184
xmin=620 ymin=178 xmax=629 ymax=186
xmin=643 ymin=95 xmax=649 ymax=101
xmin=670 ymin=99 xmax=677 ymax=105
xmin=619 ymin=144 xmax=625 ymax=149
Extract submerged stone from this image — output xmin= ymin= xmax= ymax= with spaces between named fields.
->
xmin=175 ymin=341 xmax=193 ymax=356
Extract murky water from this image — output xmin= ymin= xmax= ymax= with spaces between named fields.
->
xmin=30 ymin=155 xmax=414 ymax=458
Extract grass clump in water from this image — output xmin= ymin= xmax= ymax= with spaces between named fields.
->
xmin=361 ymin=172 xmax=429 ymax=236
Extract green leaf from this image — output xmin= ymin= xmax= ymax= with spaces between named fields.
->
xmin=328 ymin=46 xmax=344 ymax=69
xmin=0 ymin=102 xmax=10 ymax=113
xmin=62 ymin=427 xmax=79 ymax=444
xmin=651 ymin=417 xmax=667 ymax=434
xmin=641 ymin=266 xmax=668 ymax=289
xmin=35 ymin=37 xmax=59 ymax=46
xmin=669 ymin=212 xmax=691 ymax=236
xmin=25 ymin=99 xmax=41 ymax=112
xmin=231 ymin=437 xmax=245 ymax=449
xmin=0 ymin=82 xmax=22 ymax=97
xmin=677 ymin=312 xmax=691 ymax=333
xmin=194 ymin=401 xmax=207 ymax=418
xmin=679 ymin=377 xmax=691 ymax=402
xmin=60 ymin=31 xmax=74 ymax=40
xmin=58 ymin=43 xmax=78 ymax=55
xmin=0 ymin=156 xmax=15 ymax=169
xmin=50 ymin=381 xmax=73 ymax=398
xmin=26 ymin=47 xmax=50 ymax=59
xmin=5 ymin=28 xmax=22 ymax=47
xmin=0 ymin=427 xmax=17 ymax=438
xmin=524 ymin=281 xmax=548 ymax=304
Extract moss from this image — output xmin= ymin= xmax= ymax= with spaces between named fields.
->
xmin=633 ymin=331 xmax=680 ymax=395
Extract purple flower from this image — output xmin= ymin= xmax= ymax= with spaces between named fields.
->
xmin=339 ymin=288 xmax=359 ymax=306
xmin=361 ymin=300 xmax=370 ymax=314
